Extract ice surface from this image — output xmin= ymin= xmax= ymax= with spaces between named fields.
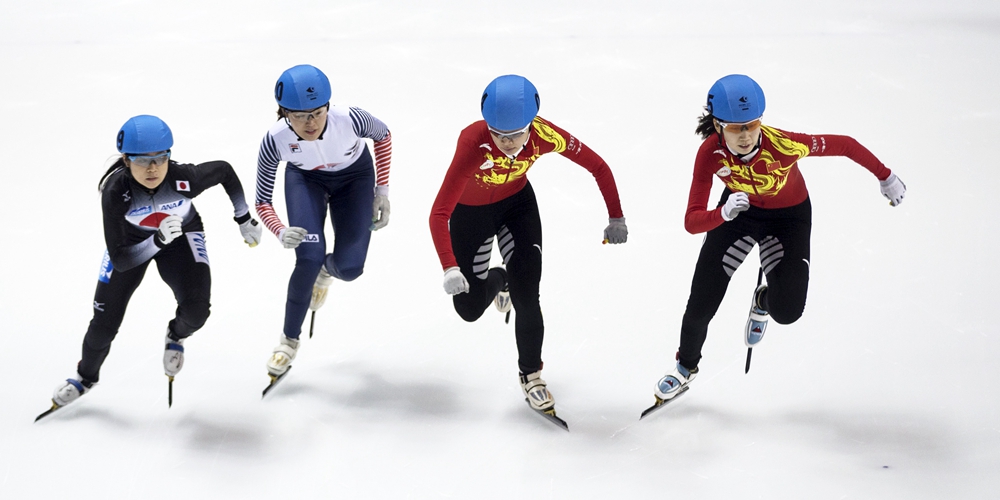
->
xmin=1 ymin=1 xmax=998 ymax=498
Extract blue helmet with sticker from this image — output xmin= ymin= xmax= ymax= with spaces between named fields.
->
xmin=116 ymin=115 xmax=173 ymax=154
xmin=707 ymin=74 xmax=766 ymax=123
xmin=274 ymin=64 xmax=332 ymax=111
xmin=481 ymin=75 xmax=539 ymax=132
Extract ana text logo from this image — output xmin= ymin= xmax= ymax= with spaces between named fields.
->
xmin=159 ymin=199 xmax=185 ymax=211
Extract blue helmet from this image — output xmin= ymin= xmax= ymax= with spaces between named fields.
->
xmin=481 ymin=75 xmax=539 ymax=132
xmin=274 ymin=64 xmax=332 ymax=111
xmin=117 ymin=115 xmax=173 ymax=154
xmin=707 ymin=74 xmax=765 ymax=123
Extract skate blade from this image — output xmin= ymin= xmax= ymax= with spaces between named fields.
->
xmin=168 ymin=376 xmax=174 ymax=408
xmin=262 ymin=366 xmax=293 ymax=399
xmin=34 ymin=401 xmax=62 ymax=423
xmin=525 ymin=399 xmax=569 ymax=431
xmin=640 ymin=385 xmax=690 ymax=420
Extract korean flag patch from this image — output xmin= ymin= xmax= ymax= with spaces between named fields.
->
xmin=176 ymin=180 xmax=190 ymax=192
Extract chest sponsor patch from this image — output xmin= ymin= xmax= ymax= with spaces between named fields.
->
xmin=159 ymin=199 xmax=186 ymax=211
xmin=716 ymin=166 xmax=732 ymax=177
xmin=127 ymin=205 xmax=153 ymax=217
xmin=289 ymin=143 xmax=301 ymax=153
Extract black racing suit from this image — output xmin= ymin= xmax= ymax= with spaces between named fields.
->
xmin=77 ymin=160 xmax=250 ymax=382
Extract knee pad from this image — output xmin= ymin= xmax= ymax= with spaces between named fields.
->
xmin=769 ymin=303 xmax=804 ymax=325
xmin=331 ymin=265 xmax=364 ymax=282
xmin=179 ymin=300 xmax=211 ymax=330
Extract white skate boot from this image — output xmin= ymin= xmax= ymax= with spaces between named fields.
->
xmin=52 ymin=376 xmax=93 ymax=407
xmin=267 ymin=335 xmax=300 ymax=377
xmin=745 ymin=284 xmax=769 ymax=347
xmin=519 ymin=370 xmax=555 ymax=412
xmin=653 ymin=362 xmax=698 ymax=402
xmin=164 ymin=333 xmax=185 ymax=377
xmin=310 ymin=266 xmax=334 ymax=311
xmin=494 ymin=287 xmax=512 ymax=314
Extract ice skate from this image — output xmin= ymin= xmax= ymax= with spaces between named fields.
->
xmin=519 ymin=370 xmax=567 ymax=430
xmin=520 ymin=370 xmax=555 ymax=412
xmin=494 ymin=268 xmax=512 ymax=324
xmin=310 ymin=265 xmax=334 ymax=311
xmin=267 ymin=335 xmax=300 ymax=377
xmin=654 ymin=362 xmax=698 ymax=402
xmin=263 ymin=335 xmax=299 ymax=397
xmin=37 ymin=376 xmax=94 ymax=421
xmin=494 ymin=287 xmax=512 ymax=314
xmin=641 ymin=362 xmax=698 ymax=419
xmin=163 ymin=332 xmax=185 ymax=377
xmin=52 ymin=376 xmax=93 ymax=407
xmin=745 ymin=284 xmax=769 ymax=347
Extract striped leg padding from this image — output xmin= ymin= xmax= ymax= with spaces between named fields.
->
xmin=722 ymin=236 xmax=756 ymax=278
xmin=759 ymin=236 xmax=784 ymax=275
xmin=472 ymin=236 xmax=494 ymax=280
xmin=497 ymin=225 xmax=514 ymax=265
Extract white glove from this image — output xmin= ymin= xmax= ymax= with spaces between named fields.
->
xmin=443 ymin=266 xmax=469 ymax=295
xmin=371 ymin=194 xmax=390 ymax=231
xmin=156 ymin=215 xmax=184 ymax=246
xmin=279 ymin=227 xmax=309 ymax=249
xmin=603 ymin=217 xmax=628 ymax=244
xmin=239 ymin=218 xmax=262 ymax=247
xmin=721 ymin=192 xmax=750 ymax=221
xmin=879 ymin=173 xmax=906 ymax=207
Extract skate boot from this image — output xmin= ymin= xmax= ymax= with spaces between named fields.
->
xmin=745 ymin=284 xmax=769 ymax=347
xmin=164 ymin=332 xmax=185 ymax=377
xmin=52 ymin=376 xmax=94 ymax=407
xmin=310 ymin=266 xmax=334 ymax=311
xmin=519 ymin=370 xmax=555 ymax=412
xmin=267 ymin=335 xmax=300 ymax=377
xmin=494 ymin=286 xmax=512 ymax=314
xmin=654 ymin=362 xmax=698 ymax=402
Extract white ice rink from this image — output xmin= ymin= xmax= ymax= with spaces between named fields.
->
xmin=1 ymin=1 xmax=997 ymax=498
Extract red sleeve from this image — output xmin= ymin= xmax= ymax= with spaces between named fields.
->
xmin=786 ymin=131 xmax=892 ymax=181
xmin=374 ymin=132 xmax=392 ymax=188
xmin=429 ymin=129 xmax=482 ymax=270
xmin=549 ymin=121 xmax=624 ymax=219
xmin=684 ymin=140 xmax=726 ymax=234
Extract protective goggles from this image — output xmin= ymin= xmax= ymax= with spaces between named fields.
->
xmin=127 ymin=150 xmax=171 ymax=167
xmin=717 ymin=118 xmax=762 ymax=134
xmin=286 ymin=105 xmax=328 ymax=122
xmin=488 ymin=124 xmax=531 ymax=140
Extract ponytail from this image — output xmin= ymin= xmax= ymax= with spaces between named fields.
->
xmin=98 ymin=157 xmax=127 ymax=193
xmin=695 ymin=106 xmax=717 ymax=140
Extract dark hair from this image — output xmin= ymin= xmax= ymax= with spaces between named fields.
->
xmin=98 ymin=157 xmax=127 ymax=193
xmin=695 ymin=106 xmax=718 ymax=140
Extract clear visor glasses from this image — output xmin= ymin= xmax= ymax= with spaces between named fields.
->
xmin=488 ymin=124 xmax=531 ymax=140
xmin=127 ymin=150 xmax=171 ymax=167
xmin=717 ymin=118 xmax=762 ymax=134
xmin=286 ymin=106 xmax=327 ymax=122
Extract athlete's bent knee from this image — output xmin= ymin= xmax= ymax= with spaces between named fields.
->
xmin=770 ymin=304 xmax=804 ymax=325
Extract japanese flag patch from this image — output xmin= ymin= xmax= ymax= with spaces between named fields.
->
xmin=176 ymin=180 xmax=190 ymax=192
